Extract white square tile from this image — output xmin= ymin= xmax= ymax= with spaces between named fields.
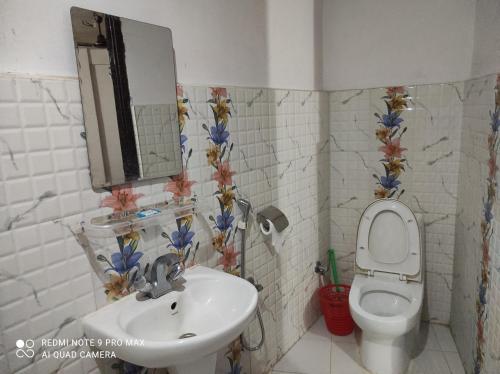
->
xmin=29 ymin=151 xmax=53 ymax=175
xmin=0 ymin=78 xmax=17 ymax=102
xmin=12 ymin=225 xmax=40 ymax=251
xmin=0 ymin=104 xmax=21 ymax=128
xmin=25 ymin=128 xmax=49 ymax=151
xmin=21 ymin=104 xmax=46 ymax=127
xmin=0 ymin=129 xmax=26 ymax=153
xmin=5 ymin=178 xmax=33 ymax=204
xmin=17 ymin=79 xmax=42 ymax=102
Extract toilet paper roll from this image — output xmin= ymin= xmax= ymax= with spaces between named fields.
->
xmin=259 ymin=219 xmax=283 ymax=253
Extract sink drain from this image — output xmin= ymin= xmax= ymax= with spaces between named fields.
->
xmin=178 ymin=333 xmax=196 ymax=339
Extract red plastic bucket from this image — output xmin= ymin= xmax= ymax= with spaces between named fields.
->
xmin=319 ymin=284 xmax=354 ymax=336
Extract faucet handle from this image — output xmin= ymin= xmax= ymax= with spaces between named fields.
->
xmin=130 ymin=265 xmax=152 ymax=293
xmin=133 ymin=274 xmax=152 ymax=293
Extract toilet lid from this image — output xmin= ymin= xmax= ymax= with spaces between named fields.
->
xmin=356 ymin=199 xmax=421 ymax=277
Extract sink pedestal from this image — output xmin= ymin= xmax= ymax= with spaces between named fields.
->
xmin=168 ymin=353 xmax=217 ymax=374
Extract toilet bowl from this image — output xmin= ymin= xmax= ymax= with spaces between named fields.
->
xmin=348 ymin=199 xmax=424 ymax=374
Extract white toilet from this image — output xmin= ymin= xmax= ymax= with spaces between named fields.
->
xmin=349 ymin=199 xmax=424 ymax=374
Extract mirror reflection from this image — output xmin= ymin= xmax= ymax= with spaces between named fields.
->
xmin=71 ymin=7 xmax=182 ymax=189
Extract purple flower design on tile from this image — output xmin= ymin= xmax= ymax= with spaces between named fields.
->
xmin=490 ymin=108 xmax=500 ymax=132
xmin=209 ymin=123 xmax=230 ymax=145
xmin=373 ymin=87 xmax=409 ymax=199
xmin=180 ymin=134 xmax=188 ymax=152
xmin=106 ymin=244 xmax=143 ymax=274
xmin=215 ymin=209 xmax=235 ymax=231
xmin=377 ymin=111 xmax=404 ymax=128
xmin=168 ymin=224 xmax=195 ymax=250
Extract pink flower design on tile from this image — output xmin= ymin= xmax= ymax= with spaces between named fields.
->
xmin=218 ymin=243 xmax=239 ymax=270
xmin=211 ymin=87 xmax=227 ymax=98
xmin=176 ymin=84 xmax=184 ymax=97
xmin=213 ymin=160 xmax=235 ymax=187
xmin=165 ymin=170 xmax=195 ymax=202
xmin=488 ymin=157 xmax=498 ymax=178
xmin=378 ymin=138 xmax=407 ymax=159
xmin=386 ymin=86 xmax=406 ymax=96
xmin=101 ymin=185 xmax=143 ymax=212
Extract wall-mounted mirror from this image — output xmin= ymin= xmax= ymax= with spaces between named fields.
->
xmin=70 ymin=7 xmax=182 ymax=190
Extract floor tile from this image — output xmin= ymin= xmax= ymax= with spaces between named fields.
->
xmin=416 ymin=322 xmax=440 ymax=351
xmin=331 ymin=342 xmax=369 ymax=374
xmin=305 ymin=317 xmax=334 ymax=342
xmin=408 ymin=350 xmax=451 ymax=374
xmin=273 ymin=334 xmax=331 ymax=374
xmin=272 ymin=321 xmax=465 ymax=374
xmin=443 ymin=351 xmax=466 ymax=374
xmin=331 ymin=326 xmax=357 ymax=344
xmin=432 ymin=324 xmax=458 ymax=352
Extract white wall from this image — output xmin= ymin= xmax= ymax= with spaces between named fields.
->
xmin=0 ymin=0 xmax=325 ymax=90
xmin=0 ymin=0 xmax=485 ymax=92
xmin=470 ymin=0 xmax=500 ymax=78
xmin=0 ymin=0 xmax=270 ymax=88
xmin=322 ymin=0 xmax=476 ymax=90
xmin=265 ymin=0 xmax=322 ymax=90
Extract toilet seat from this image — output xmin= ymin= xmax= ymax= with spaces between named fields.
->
xmin=356 ymin=199 xmax=421 ymax=279
xmin=349 ymin=275 xmax=423 ymax=336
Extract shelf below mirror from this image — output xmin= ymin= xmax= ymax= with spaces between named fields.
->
xmin=82 ymin=199 xmax=198 ymax=238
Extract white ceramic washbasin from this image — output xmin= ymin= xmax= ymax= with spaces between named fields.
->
xmin=83 ymin=265 xmax=258 ymax=373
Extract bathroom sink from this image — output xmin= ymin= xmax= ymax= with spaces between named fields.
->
xmin=83 ymin=265 xmax=258 ymax=373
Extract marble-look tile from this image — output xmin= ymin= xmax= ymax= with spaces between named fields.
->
xmin=329 ymin=83 xmax=464 ymax=324
xmin=450 ymin=73 xmax=500 ymax=373
xmin=432 ymin=324 xmax=458 ymax=352
xmin=0 ymin=76 xmax=331 ymax=373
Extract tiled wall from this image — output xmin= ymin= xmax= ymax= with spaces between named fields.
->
xmin=133 ymin=103 xmax=181 ymax=179
xmin=3 ymin=72 xmax=492 ymax=374
xmin=0 ymin=74 xmax=329 ymax=374
xmin=450 ymin=73 xmax=500 ymax=374
xmin=329 ymin=83 xmax=464 ymax=324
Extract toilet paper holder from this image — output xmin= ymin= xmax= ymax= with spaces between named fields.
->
xmin=257 ymin=206 xmax=289 ymax=233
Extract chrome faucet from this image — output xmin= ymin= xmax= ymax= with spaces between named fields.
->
xmin=133 ymin=253 xmax=184 ymax=299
